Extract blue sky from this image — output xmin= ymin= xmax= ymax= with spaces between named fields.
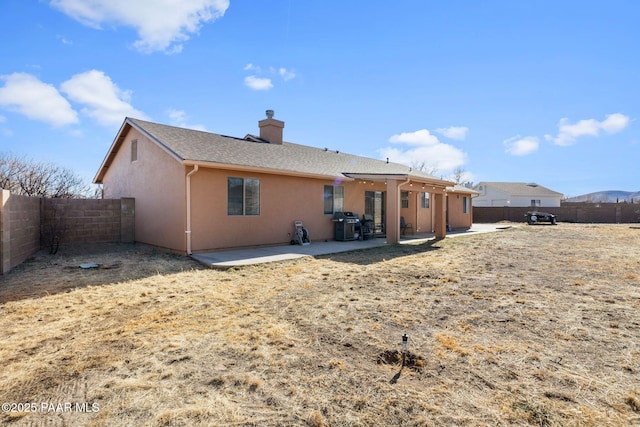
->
xmin=0 ymin=0 xmax=638 ymax=198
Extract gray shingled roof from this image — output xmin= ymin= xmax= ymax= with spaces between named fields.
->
xmin=126 ymin=118 xmax=445 ymax=182
xmin=475 ymin=182 xmax=563 ymax=197
xmin=448 ymin=184 xmax=479 ymax=194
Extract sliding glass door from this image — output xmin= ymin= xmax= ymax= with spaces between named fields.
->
xmin=364 ymin=191 xmax=385 ymax=236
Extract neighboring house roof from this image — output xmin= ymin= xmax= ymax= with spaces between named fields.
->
xmin=95 ymin=117 xmax=451 ymax=185
xmin=474 ymin=182 xmax=563 ymax=197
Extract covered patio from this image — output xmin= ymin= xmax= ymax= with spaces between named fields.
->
xmin=343 ymin=173 xmax=451 ymax=244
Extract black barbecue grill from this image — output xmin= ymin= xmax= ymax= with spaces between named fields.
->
xmin=332 ymin=212 xmax=360 ymax=241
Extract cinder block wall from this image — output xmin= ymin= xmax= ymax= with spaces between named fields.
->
xmin=1 ymin=190 xmax=41 ymax=274
xmin=1 ymin=192 xmax=135 ymax=274
xmin=41 ymin=198 xmax=136 ymax=248
xmin=42 ymin=198 xmax=119 ymax=246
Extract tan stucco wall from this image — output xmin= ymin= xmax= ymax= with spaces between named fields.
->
xmin=447 ymin=193 xmax=473 ymax=229
xmin=188 ymin=170 xmax=388 ymax=251
xmin=102 ymin=129 xmax=186 ymax=252
xmin=400 ymin=190 xmax=434 ymax=234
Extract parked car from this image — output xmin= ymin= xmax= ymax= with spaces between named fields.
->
xmin=525 ymin=211 xmax=557 ymax=225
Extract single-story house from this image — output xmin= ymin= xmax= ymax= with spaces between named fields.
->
xmin=94 ymin=111 xmax=459 ymax=254
xmin=472 ymin=182 xmax=563 ymax=207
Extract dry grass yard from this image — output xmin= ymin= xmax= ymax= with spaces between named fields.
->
xmin=1 ymin=223 xmax=639 ymax=426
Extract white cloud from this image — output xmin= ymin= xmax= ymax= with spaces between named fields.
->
xmin=504 ymin=135 xmax=539 ymax=156
xmin=60 ymin=69 xmax=147 ymax=126
xmin=244 ymin=63 xmax=260 ymax=72
xmin=279 ymin=67 xmax=296 ymax=81
xmin=389 ymin=129 xmax=440 ymax=146
xmin=166 ymin=108 xmax=207 ymax=131
xmin=167 ymin=109 xmax=186 ymax=123
xmin=600 ymin=113 xmax=629 ymax=133
xmin=57 ymin=34 xmax=73 ymax=45
xmin=50 ymin=0 xmax=229 ymax=54
xmin=0 ymin=114 xmax=11 ymax=136
xmin=242 ymin=64 xmax=296 ymax=90
xmin=0 ymin=72 xmax=78 ymax=127
xmin=380 ymin=129 xmax=467 ymax=173
xmin=435 ymin=126 xmax=469 ymax=141
xmin=244 ymin=75 xmax=273 ymax=91
xmin=546 ymin=113 xmax=630 ymax=146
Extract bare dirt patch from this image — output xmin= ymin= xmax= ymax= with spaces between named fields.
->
xmin=1 ymin=224 xmax=639 ymax=426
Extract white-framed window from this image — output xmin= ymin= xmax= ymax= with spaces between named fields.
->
xmin=228 ymin=177 xmax=260 ymax=216
xmin=463 ymin=196 xmax=470 ymax=214
xmin=420 ymin=192 xmax=430 ymax=208
xmin=401 ymin=191 xmax=409 ymax=209
xmin=131 ymin=139 xmax=138 ymax=162
xmin=531 ymin=199 xmax=541 ymax=207
xmin=324 ymin=185 xmax=344 ymax=214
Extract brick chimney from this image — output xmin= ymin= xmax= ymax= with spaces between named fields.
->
xmin=258 ymin=109 xmax=284 ymax=144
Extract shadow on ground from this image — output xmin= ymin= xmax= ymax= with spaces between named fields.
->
xmin=0 ymin=243 xmax=204 ymax=304
xmin=317 ymin=239 xmax=443 ymax=266
xmin=1 ymin=239 xmax=443 ymax=303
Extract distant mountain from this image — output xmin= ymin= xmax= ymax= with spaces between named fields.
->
xmin=564 ymin=190 xmax=640 ymax=203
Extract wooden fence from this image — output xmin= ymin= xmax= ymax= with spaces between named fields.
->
xmin=473 ymin=203 xmax=640 ymax=224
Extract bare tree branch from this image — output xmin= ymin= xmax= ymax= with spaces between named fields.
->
xmin=410 ymin=161 xmax=439 ymax=176
xmin=447 ymin=166 xmax=473 ymax=187
xmin=0 ymin=152 xmax=93 ymax=198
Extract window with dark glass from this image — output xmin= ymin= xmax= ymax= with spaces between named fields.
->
xmin=228 ymin=177 xmax=260 ymax=216
xmin=324 ymin=185 xmax=344 ymax=214
xmin=421 ymin=192 xmax=430 ymax=208
xmin=401 ymin=191 xmax=409 ymax=209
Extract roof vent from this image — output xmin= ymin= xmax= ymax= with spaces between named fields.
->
xmin=266 ymin=109 xmax=274 ymax=119
xmin=527 ymin=183 xmax=539 ymax=187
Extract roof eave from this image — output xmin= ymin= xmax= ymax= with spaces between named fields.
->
xmin=183 ymin=160 xmax=356 ymax=181
xmin=93 ymin=119 xmax=132 ymax=184
xmin=343 ymin=172 xmax=453 ymax=187
xmin=448 ymin=186 xmax=480 ymax=195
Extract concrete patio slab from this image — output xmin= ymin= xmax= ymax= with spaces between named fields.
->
xmin=190 ymin=223 xmax=511 ymax=269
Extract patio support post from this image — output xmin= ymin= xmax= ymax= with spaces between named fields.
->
xmin=385 ymin=178 xmax=408 ymax=244
xmin=434 ymin=190 xmax=447 ymax=239
xmin=386 ymin=179 xmax=400 ymax=244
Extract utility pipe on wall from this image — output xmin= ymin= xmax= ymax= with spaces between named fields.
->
xmin=185 ymin=165 xmax=199 ymax=255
